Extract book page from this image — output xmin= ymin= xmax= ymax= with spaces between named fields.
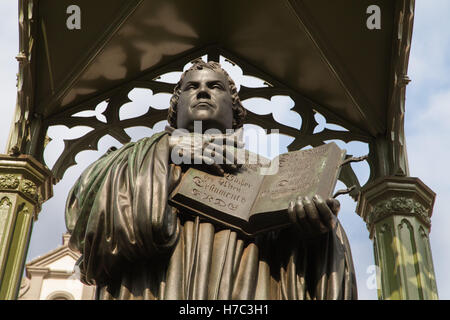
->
xmin=170 ymin=150 xmax=267 ymax=222
xmin=250 ymin=143 xmax=344 ymax=215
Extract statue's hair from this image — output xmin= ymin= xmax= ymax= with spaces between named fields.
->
xmin=167 ymin=59 xmax=246 ymax=129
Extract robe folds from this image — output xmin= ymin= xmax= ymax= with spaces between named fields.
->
xmin=65 ymin=132 xmax=357 ymax=300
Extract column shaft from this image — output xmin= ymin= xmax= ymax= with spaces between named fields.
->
xmin=357 ymin=176 xmax=438 ymax=300
xmin=0 ymin=155 xmax=52 ymax=299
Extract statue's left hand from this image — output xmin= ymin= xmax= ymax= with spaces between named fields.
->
xmin=287 ymin=195 xmax=340 ymax=239
xmin=168 ymin=129 xmax=245 ymax=176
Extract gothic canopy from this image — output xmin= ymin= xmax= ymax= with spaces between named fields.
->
xmin=11 ymin=0 xmax=414 ymax=184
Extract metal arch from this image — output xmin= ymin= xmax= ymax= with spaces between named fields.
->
xmin=39 ymin=46 xmax=374 ymax=199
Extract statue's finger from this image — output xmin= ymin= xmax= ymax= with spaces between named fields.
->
xmin=326 ymin=198 xmax=341 ymax=216
xmin=223 ymin=146 xmax=238 ymax=165
xmin=303 ymin=196 xmax=328 ymax=233
xmin=214 ymin=166 xmax=225 ymax=176
xmin=221 ymin=163 xmax=240 ymax=173
xmin=193 ymin=154 xmax=213 ymax=165
xmin=209 ymin=141 xmax=241 ymax=166
xmin=289 ymin=200 xmax=306 ymax=234
xmin=223 ymin=135 xmax=245 ymax=149
xmin=294 ymin=197 xmax=309 ymax=224
xmin=203 ymin=144 xmax=226 ymax=164
xmin=203 ymin=141 xmax=231 ymax=160
xmin=313 ymin=195 xmax=335 ymax=229
xmin=288 ymin=200 xmax=297 ymax=224
xmin=205 ymin=161 xmax=225 ymax=176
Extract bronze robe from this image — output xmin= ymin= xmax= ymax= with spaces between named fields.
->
xmin=65 ymin=132 xmax=357 ymax=300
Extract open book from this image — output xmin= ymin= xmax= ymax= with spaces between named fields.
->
xmin=169 ymin=142 xmax=346 ymax=236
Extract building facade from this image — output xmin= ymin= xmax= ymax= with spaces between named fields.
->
xmin=18 ymin=234 xmax=95 ymax=300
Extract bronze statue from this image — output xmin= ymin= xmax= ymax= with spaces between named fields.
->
xmin=65 ymin=60 xmax=357 ymax=300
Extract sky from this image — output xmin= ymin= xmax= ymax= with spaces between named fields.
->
xmin=0 ymin=1 xmax=449 ymax=300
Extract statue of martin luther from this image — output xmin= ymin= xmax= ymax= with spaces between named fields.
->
xmin=65 ymin=59 xmax=357 ymax=300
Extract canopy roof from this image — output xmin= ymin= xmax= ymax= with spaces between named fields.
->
xmin=32 ymin=0 xmax=411 ymax=134
xmin=10 ymin=0 xmax=414 ymax=183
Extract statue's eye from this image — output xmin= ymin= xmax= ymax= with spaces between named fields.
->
xmin=184 ymin=83 xmax=198 ymax=90
xmin=210 ymin=83 xmax=224 ymax=90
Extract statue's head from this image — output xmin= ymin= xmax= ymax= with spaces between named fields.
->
xmin=167 ymin=59 xmax=246 ymax=133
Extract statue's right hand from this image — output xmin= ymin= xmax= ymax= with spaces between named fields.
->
xmin=287 ymin=195 xmax=339 ymax=240
xmin=168 ymin=131 xmax=244 ymax=176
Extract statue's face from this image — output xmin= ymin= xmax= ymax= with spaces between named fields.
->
xmin=176 ymin=68 xmax=234 ymax=133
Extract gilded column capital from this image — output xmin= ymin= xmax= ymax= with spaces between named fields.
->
xmin=369 ymin=196 xmax=431 ymax=227
xmin=0 ymin=175 xmax=37 ymax=200
xmin=0 ymin=174 xmax=20 ymax=190
xmin=0 ymin=154 xmax=52 ymax=219
xmin=356 ymin=176 xmax=435 ymax=235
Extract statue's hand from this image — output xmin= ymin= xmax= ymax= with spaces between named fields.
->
xmin=287 ymin=195 xmax=340 ymax=239
xmin=169 ymin=130 xmax=245 ymax=176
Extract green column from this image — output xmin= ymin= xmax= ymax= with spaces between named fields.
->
xmin=357 ymin=176 xmax=438 ymax=300
xmin=0 ymin=155 xmax=52 ymax=300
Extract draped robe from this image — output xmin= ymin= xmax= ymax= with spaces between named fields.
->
xmin=65 ymin=132 xmax=357 ymax=300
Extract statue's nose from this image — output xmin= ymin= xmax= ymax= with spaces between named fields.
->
xmin=196 ymin=87 xmax=211 ymax=100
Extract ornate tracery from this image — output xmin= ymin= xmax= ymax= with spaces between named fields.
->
xmin=41 ymin=48 xmax=373 ymax=203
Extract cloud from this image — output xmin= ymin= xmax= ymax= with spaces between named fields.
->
xmin=409 ymin=90 xmax=450 ymax=130
xmin=405 ymin=89 xmax=450 ymax=298
xmin=0 ymin=2 xmax=19 ymax=153
xmin=405 ymin=1 xmax=450 ymax=299
xmin=409 ymin=0 xmax=450 ymax=89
